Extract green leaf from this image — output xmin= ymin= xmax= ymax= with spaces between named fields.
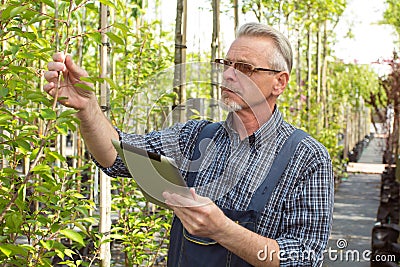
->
xmin=1 ymin=5 xmax=13 ymax=20
xmin=55 ymin=124 xmax=68 ymax=135
xmin=72 ymin=221 xmax=88 ymax=235
xmin=25 ymin=92 xmax=51 ymax=106
xmin=87 ymin=32 xmax=101 ymax=45
xmin=15 ymin=139 xmax=31 ymax=151
xmin=17 ymin=52 xmax=36 ymax=59
xmin=60 ymin=229 xmax=85 ymax=246
xmin=80 ymin=76 xmax=100 ymax=84
xmin=59 ymin=109 xmax=77 ymax=118
xmin=71 ymin=193 xmax=86 ymax=199
xmin=106 ymin=32 xmax=124 ymax=46
xmin=64 ymin=248 xmax=76 ymax=258
xmin=30 ymin=147 xmax=40 ymax=160
xmin=16 ymin=110 xmax=31 ymax=121
xmin=21 ymin=125 xmax=38 ymax=131
xmin=0 ymin=244 xmax=28 ymax=257
xmin=1 ymin=5 xmax=29 ymax=20
xmin=57 ymin=118 xmax=77 ymax=132
xmin=31 ymin=164 xmax=51 ymax=173
xmin=55 ymin=248 xmax=64 ymax=259
xmin=27 ymin=15 xmax=48 ymax=25
xmin=8 ymin=65 xmax=31 ymax=74
xmin=0 ymin=87 xmax=9 ymax=97
xmin=78 ymin=217 xmax=98 ymax=225
xmin=0 ymin=245 xmax=12 ymax=257
xmin=98 ymin=0 xmax=117 ymax=9
xmin=39 ymin=257 xmax=53 ymax=267
xmin=20 ymin=244 xmax=35 ymax=253
xmin=40 ymin=0 xmax=55 ymax=9
xmin=15 ymin=184 xmax=27 ymax=211
xmin=47 ymin=151 xmax=66 ymax=162
xmin=51 ymin=223 xmax=61 ymax=233
xmin=35 ymin=185 xmax=50 ymax=194
xmin=40 ymin=240 xmax=52 ymax=250
xmin=0 ymin=113 xmax=13 ymax=125
xmin=7 ymin=27 xmax=22 ymax=34
xmin=104 ymin=77 xmax=118 ymax=90
xmin=109 ymin=233 xmax=124 ymax=240
xmin=112 ymin=22 xmax=130 ymax=35
xmin=74 ymin=83 xmax=95 ymax=92
xmin=85 ymin=2 xmax=96 ymax=10
xmin=37 ymin=215 xmax=51 ymax=226
xmin=40 ymin=108 xmax=57 ymax=120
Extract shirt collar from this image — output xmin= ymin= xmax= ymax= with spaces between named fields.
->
xmin=223 ymin=106 xmax=283 ymax=148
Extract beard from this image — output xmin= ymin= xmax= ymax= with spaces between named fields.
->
xmin=219 ymin=81 xmax=248 ymax=112
xmin=220 ymin=93 xmax=243 ymax=112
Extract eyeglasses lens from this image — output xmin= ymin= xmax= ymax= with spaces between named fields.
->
xmin=216 ymin=59 xmax=253 ymax=76
xmin=236 ymin=63 xmax=252 ymax=75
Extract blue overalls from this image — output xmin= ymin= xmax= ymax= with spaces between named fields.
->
xmin=167 ymin=124 xmax=308 ymax=266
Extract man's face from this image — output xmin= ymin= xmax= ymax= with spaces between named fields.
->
xmin=220 ymin=36 xmax=283 ymax=112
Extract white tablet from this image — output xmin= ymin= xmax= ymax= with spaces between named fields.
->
xmin=111 ymin=139 xmax=190 ymax=209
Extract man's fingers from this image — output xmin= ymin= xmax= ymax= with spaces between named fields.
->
xmin=163 ymin=192 xmax=189 ymax=207
xmin=48 ymin=53 xmax=89 ymax=85
xmin=64 ymin=54 xmax=88 ymax=78
xmin=163 ymin=191 xmax=209 ymax=208
xmin=52 ymin=52 xmax=65 ymax=62
xmin=43 ymin=69 xmax=61 ymax=82
xmin=165 ymin=189 xmax=208 ymax=204
xmin=43 ymin=84 xmax=58 ymax=99
xmin=47 ymin=62 xmax=66 ymax=72
xmin=43 ymin=82 xmax=55 ymax=93
xmin=190 ymin=188 xmax=197 ymax=201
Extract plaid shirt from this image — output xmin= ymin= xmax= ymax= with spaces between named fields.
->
xmin=97 ymin=108 xmax=334 ymax=266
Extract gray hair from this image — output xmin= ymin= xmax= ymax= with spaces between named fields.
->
xmin=237 ymin=22 xmax=293 ymax=74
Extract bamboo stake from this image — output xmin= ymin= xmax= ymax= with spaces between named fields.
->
xmin=306 ymin=25 xmax=312 ymax=132
xmin=321 ymin=22 xmax=328 ymax=129
xmin=316 ymin=24 xmax=322 ymax=134
xmin=233 ymin=0 xmax=238 ymax=35
xmin=99 ymin=3 xmax=111 ymax=266
xmin=173 ymin=0 xmax=187 ymax=123
xmin=53 ymin=26 xmax=61 ymax=172
xmin=211 ymin=0 xmax=220 ymax=120
xmin=211 ymin=0 xmax=220 ymax=87
xmin=181 ymin=0 xmax=187 ymax=122
xmin=74 ymin=7 xmax=85 ymax=192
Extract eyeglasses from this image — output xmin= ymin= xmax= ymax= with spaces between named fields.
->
xmin=214 ymin=58 xmax=282 ymax=77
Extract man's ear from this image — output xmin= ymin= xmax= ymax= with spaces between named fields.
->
xmin=272 ymin=72 xmax=289 ymax=96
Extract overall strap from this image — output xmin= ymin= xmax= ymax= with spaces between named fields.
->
xmin=187 ymin=122 xmax=221 ymax=187
xmin=248 ymin=129 xmax=309 ymax=212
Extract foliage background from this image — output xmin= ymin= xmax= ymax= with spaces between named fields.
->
xmin=0 ymin=0 xmax=396 ymax=266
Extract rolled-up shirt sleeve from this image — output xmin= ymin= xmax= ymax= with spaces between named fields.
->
xmin=92 ymin=120 xmax=208 ymax=178
xmin=92 ymin=128 xmax=136 ymax=177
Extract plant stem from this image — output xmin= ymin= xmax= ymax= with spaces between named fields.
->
xmin=52 ymin=0 xmax=74 ymax=110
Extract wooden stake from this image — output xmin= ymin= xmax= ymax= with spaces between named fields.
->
xmin=173 ymin=0 xmax=187 ymax=123
xmin=99 ymin=3 xmax=111 ymax=266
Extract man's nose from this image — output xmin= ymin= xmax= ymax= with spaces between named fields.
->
xmin=223 ymin=66 xmax=236 ymax=81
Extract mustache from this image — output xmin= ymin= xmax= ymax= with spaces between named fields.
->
xmin=220 ymin=82 xmax=241 ymax=94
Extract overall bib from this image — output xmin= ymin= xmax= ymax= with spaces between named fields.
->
xmin=167 ymin=123 xmax=308 ymax=267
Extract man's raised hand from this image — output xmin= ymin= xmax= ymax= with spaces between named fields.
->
xmin=44 ymin=52 xmax=95 ymax=111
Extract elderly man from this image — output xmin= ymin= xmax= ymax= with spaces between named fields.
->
xmin=44 ymin=22 xmax=333 ymax=266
